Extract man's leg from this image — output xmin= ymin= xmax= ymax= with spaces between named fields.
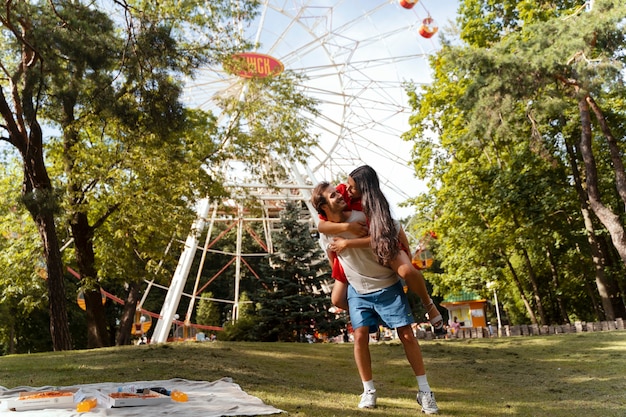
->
xmin=353 ymin=326 xmax=372 ymax=381
xmin=347 ymin=285 xmax=379 ymax=409
xmin=396 ymin=325 xmax=425 ymax=375
xmin=396 ymin=325 xmax=439 ymax=414
xmin=353 ymin=325 xmax=376 ymax=409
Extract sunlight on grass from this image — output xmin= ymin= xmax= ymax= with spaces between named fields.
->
xmin=591 ymin=341 xmax=626 ymax=350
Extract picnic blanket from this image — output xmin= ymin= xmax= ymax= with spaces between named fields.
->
xmin=0 ymin=377 xmax=284 ymax=416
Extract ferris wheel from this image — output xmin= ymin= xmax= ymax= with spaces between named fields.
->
xmin=150 ymin=0 xmax=450 ymax=343
xmin=186 ymin=0 xmax=445 ymax=211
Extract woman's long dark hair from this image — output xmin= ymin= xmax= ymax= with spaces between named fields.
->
xmin=349 ymin=165 xmax=399 ymax=264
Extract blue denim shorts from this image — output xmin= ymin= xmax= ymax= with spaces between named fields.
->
xmin=347 ymin=281 xmax=415 ymax=330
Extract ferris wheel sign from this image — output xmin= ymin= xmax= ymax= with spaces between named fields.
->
xmin=228 ymin=52 xmax=284 ymax=78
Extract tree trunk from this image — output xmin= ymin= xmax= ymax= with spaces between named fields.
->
xmin=584 ymin=280 xmax=603 ymax=319
xmin=578 ymin=95 xmax=626 ymax=265
xmin=503 ymin=253 xmax=538 ymax=325
xmin=586 ymin=95 xmax=626 ymax=207
xmin=71 ymin=211 xmax=110 ymax=348
xmin=117 ymin=282 xmax=141 ymax=346
xmin=19 ymin=134 xmax=73 ymax=350
xmin=597 ymin=235 xmax=626 ymax=319
xmin=8 ymin=307 xmax=16 ymax=354
xmin=546 ymin=246 xmax=569 ymax=324
xmin=38 ymin=210 xmax=74 ymax=351
xmin=565 ymin=138 xmax=619 ymax=320
xmin=520 ymin=248 xmax=547 ymax=325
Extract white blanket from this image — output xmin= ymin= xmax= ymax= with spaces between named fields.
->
xmin=0 ymin=378 xmax=284 ymax=416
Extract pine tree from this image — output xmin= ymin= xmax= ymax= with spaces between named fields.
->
xmin=255 ymin=202 xmax=343 ymax=342
xmin=195 ymin=293 xmax=222 ymax=327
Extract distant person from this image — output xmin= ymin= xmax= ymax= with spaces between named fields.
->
xmin=312 ymin=181 xmax=439 ymax=414
xmin=450 ymin=316 xmax=461 ymax=336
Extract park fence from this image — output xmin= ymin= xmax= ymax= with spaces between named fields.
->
xmin=417 ymin=317 xmax=626 ymax=340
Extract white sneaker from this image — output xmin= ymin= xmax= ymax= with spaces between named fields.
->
xmin=358 ymin=390 xmax=377 ymax=409
xmin=416 ymin=390 xmax=439 ymax=414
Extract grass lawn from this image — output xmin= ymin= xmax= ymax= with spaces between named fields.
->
xmin=1 ymin=331 xmax=625 ymax=416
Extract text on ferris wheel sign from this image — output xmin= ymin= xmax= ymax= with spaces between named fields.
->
xmin=229 ymin=53 xmax=284 ymax=78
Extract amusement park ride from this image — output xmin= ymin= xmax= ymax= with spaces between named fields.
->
xmin=136 ymin=0 xmax=445 ymax=343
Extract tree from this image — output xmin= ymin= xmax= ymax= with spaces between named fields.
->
xmin=404 ymin=0 xmax=626 ymax=323
xmin=195 ymin=293 xmax=222 ymax=327
xmin=0 ymin=0 xmax=258 ymax=350
xmin=2 ymin=0 xmax=322 ymax=350
xmin=255 ymin=202 xmax=339 ymax=342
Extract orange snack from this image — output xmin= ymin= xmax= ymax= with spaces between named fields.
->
xmin=19 ymin=391 xmax=74 ymax=400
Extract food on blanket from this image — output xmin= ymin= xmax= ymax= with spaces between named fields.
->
xmin=109 ymin=392 xmax=161 ymax=399
xmin=170 ymin=390 xmax=188 ymax=402
xmin=100 ymin=389 xmax=174 ymax=407
xmin=76 ymin=397 xmax=97 ymax=412
xmin=18 ymin=390 xmax=74 ymax=400
xmin=8 ymin=389 xmax=78 ymax=412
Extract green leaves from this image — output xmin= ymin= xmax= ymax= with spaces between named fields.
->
xmin=2 ymin=0 xmax=322 ymax=349
xmin=403 ymin=0 xmax=626 ymax=323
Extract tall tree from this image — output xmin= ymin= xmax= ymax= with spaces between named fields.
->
xmin=2 ymin=0 xmax=322 ymax=349
xmin=404 ymin=0 xmax=626 ymax=323
xmin=1 ymin=2 xmax=71 ymax=350
xmin=255 ymin=202 xmax=339 ymax=342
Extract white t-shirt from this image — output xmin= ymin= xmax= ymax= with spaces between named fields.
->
xmin=319 ymin=210 xmax=399 ymax=294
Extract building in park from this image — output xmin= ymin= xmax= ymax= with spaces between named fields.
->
xmin=440 ymin=290 xmax=488 ymax=329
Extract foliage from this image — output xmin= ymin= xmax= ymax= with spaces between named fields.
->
xmin=1 ymin=0 xmax=320 ymax=350
xmin=0 ymin=161 xmax=50 ymax=352
xmin=195 ymin=293 xmax=222 ymax=327
xmin=218 ymin=316 xmax=259 ymax=341
xmin=216 ymin=291 xmax=262 ymax=342
xmin=404 ymin=0 xmax=626 ymax=325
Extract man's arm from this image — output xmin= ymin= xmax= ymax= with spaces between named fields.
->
xmin=319 ymin=216 xmax=369 ymax=254
xmin=326 ymin=247 xmax=337 ymax=268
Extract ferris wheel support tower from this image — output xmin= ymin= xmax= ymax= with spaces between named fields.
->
xmin=151 ymin=199 xmax=211 ymax=343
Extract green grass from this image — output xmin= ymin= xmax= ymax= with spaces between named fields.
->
xmin=1 ymin=331 xmax=625 ymax=416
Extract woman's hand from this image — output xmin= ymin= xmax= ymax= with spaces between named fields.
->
xmin=329 ymin=237 xmax=349 ymax=254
